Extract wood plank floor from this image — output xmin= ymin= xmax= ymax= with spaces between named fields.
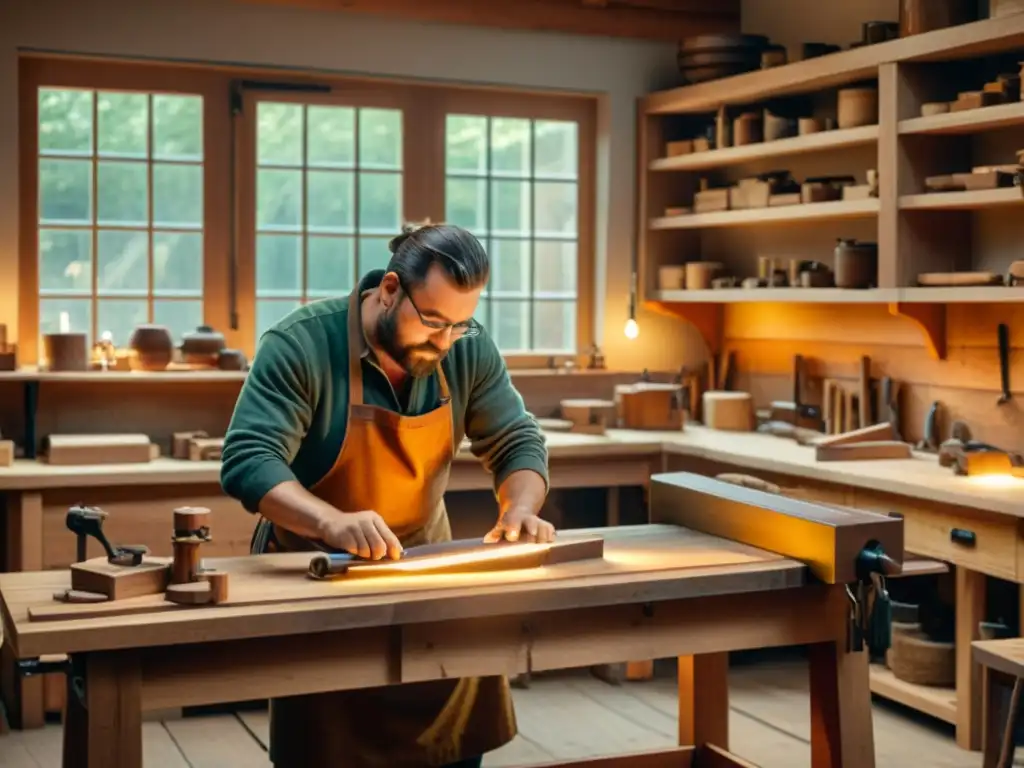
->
xmin=0 ymin=656 xmax=1011 ymax=767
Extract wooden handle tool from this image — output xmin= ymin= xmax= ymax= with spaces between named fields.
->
xmin=859 ymin=356 xmax=872 ymax=426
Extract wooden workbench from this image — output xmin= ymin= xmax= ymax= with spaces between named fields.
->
xmin=3 ymin=425 xmax=1022 ymax=749
xmin=0 ymin=524 xmax=876 ymax=768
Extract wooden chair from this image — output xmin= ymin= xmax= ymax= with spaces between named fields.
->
xmin=973 ymin=638 xmax=1024 ymax=767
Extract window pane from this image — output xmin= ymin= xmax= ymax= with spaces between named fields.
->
xmin=534 ymin=241 xmax=577 ymax=295
xmin=358 ymin=237 xmax=392 ymax=277
xmin=534 ymin=120 xmax=578 ymax=179
xmin=257 ymin=169 xmax=302 ymax=231
xmin=154 ymin=232 xmax=203 ymax=296
xmin=257 ymin=234 xmax=302 ymax=298
xmin=258 ymin=102 xmax=303 ymax=165
xmin=535 ymin=181 xmax=577 ymax=237
xmin=359 ymin=172 xmax=401 ymax=234
xmin=153 ymin=164 xmax=202 ymax=227
xmin=491 ymin=180 xmax=530 ymax=237
xmin=446 ymin=115 xmax=487 ymax=174
xmin=490 ymin=239 xmax=530 ymax=297
xmin=97 ymin=161 xmax=148 ymax=226
xmin=474 ymin=299 xmax=491 ymax=333
xmin=40 ymin=298 xmax=91 ymax=342
xmin=97 ymin=230 xmax=148 ymax=295
xmin=491 ymin=118 xmax=530 ymax=177
xmin=257 ymin=300 xmax=302 ymax=339
xmin=39 ymin=229 xmax=91 ymax=295
xmin=308 ymin=106 xmax=355 ymax=168
xmin=306 ymin=170 xmax=354 ymax=234
xmin=359 ymin=108 xmax=401 ymax=170
xmin=153 ymin=300 xmax=203 ymax=343
xmin=308 ymin=236 xmax=355 ymax=298
xmin=97 ymin=92 xmax=147 ymax=158
xmin=533 ymin=301 xmax=575 ymax=353
xmin=38 ymin=89 xmax=93 ymax=155
xmin=446 ymin=178 xmax=487 ymax=234
xmin=153 ymin=95 xmax=203 ymax=161
xmin=40 ymin=159 xmax=92 ymax=224
xmin=97 ymin=299 xmax=149 ymax=346
xmin=491 ymin=300 xmax=530 ymax=352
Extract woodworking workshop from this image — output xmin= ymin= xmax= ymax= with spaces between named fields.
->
xmin=6 ymin=2 xmax=1024 ymax=768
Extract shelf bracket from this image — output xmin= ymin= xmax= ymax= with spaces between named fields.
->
xmin=642 ymin=301 xmax=723 ymax=355
xmin=888 ymin=303 xmax=946 ymax=360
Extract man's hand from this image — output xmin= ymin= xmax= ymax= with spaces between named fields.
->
xmin=318 ymin=511 xmax=403 ymax=561
xmin=484 ymin=506 xmax=556 ymax=544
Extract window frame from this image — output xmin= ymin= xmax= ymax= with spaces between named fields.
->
xmin=19 ymin=56 xmax=597 ymax=366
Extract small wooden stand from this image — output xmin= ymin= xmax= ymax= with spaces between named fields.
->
xmin=165 ymin=507 xmax=229 ymax=606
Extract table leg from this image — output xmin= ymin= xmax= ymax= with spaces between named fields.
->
xmin=69 ymin=652 xmax=143 ymax=768
xmin=956 ymin=567 xmax=986 ymax=751
xmin=808 ymin=642 xmax=875 ymax=768
xmin=678 ymin=652 xmax=729 ymax=749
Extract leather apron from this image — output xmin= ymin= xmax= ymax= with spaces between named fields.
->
xmin=250 ymin=288 xmax=516 ymax=767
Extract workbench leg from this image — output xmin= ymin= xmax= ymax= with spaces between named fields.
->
xmin=808 ymin=643 xmax=875 ymax=768
xmin=67 ymin=652 xmax=143 ymax=768
xmin=2 ymin=490 xmax=46 ymax=730
xmin=678 ymin=652 xmax=729 ymax=749
xmin=983 ymin=667 xmax=1012 ymax=768
xmin=957 ymin=567 xmax=986 ymax=751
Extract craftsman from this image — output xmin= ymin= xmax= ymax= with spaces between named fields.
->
xmin=220 ymin=222 xmax=553 ymax=768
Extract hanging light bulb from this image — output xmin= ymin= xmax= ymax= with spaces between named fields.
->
xmin=623 ymin=270 xmax=639 ymax=339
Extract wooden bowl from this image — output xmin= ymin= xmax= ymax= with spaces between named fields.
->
xmin=128 ymin=324 xmax=174 ymax=372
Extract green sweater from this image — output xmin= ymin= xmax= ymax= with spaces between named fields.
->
xmin=220 ymin=271 xmax=550 ymax=514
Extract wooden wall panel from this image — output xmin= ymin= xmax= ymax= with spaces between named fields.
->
xmin=725 ymin=303 xmax=1024 ymax=452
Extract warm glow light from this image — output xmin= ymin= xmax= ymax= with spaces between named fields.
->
xmin=624 ymin=317 xmax=639 ymax=340
xmin=966 ymin=474 xmax=1024 ymax=489
xmin=338 ymin=542 xmax=556 ymax=577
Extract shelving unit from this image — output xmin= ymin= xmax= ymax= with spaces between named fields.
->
xmin=637 ymin=13 xmax=1024 ymax=363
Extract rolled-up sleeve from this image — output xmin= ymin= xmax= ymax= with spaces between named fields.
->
xmin=220 ymin=330 xmax=317 ymax=513
xmin=464 ymin=333 xmax=550 ymax=494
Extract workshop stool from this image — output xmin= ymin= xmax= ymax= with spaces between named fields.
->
xmin=973 ymin=638 xmax=1024 ymax=767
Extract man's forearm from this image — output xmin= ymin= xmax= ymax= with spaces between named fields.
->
xmin=258 ymin=480 xmax=339 ymax=540
xmin=496 ymin=469 xmax=547 ymax=518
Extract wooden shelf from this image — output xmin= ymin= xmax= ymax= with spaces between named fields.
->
xmin=0 ymin=370 xmax=249 ymax=383
xmin=648 ymin=126 xmax=878 ymax=172
xmin=650 ymin=288 xmax=898 ymax=304
xmin=643 ymin=14 xmax=1024 ymax=115
xmin=868 ymin=664 xmax=957 ymax=725
xmin=649 ymin=199 xmax=878 ymax=230
xmin=899 ymin=100 xmax=1024 ymax=135
xmin=900 ymin=187 xmax=1023 ymax=211
xmin=900 ymin=286 xmax=1024 ymax=303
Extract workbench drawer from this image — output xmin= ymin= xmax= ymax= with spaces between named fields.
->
xmin=849 ymin=490 xmax=1018 ymax=581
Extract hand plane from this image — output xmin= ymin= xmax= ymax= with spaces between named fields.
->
xmin=66 ymin=505 xmax=149 ymax=566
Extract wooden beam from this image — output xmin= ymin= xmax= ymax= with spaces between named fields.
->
xmin=229 ymin=0 xmax=740 ymax=42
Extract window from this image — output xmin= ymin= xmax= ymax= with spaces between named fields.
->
xmin=35 ymin=87 xmax=205 ymax=347
xmin=253 ymin=100 xmax=403 ymax=338
xmin=445 ymin=115 xmax=580 ymax=354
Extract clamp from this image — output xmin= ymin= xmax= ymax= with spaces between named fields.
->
xmin=66 ymin=505 xmax=149 ymax=566
xmin=845 ymin=541 xmax=901 ymax=656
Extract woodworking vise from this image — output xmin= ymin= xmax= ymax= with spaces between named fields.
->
xmin=66 ymin=504 xmax=149 ymax=566
xmin=649 ymin=472 xmax=905 ymax=657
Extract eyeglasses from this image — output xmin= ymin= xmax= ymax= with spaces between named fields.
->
xmin=398 ymin=277 xmax=482 ymax=339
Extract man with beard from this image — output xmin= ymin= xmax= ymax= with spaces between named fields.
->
xmin=220 ymin=223 xmax=552 ymax=768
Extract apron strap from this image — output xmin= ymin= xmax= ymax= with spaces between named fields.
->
xmin=346 ymin=288 xmax=365 ymax=406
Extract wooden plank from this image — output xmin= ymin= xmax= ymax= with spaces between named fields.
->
xmin=649 ymin=199 xmax=879 ymax=231
xmin=956 ymin=567 xmax=987 ymax=750
xmin=899 ymin=100 xmax=1024 ymax=135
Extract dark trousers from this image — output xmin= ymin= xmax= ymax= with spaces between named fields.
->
xmin=443 ymin=759 xmax=483 ymax=768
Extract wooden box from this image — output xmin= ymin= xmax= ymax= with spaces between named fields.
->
xmin=617 ymin=384 xmax=686 ymax=431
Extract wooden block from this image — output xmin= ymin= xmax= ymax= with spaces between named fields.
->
xmin=703 ymin=391 xmax=753 ymax=432
xmin=665 ymin=140 xmax=693 ymax=157
xmin=200 ymin=571 xmax=230 ymax=604
xmin=842 ymin=184 xmax=874 ymax=201
xmin=0 ymin=440 xmax=13 ymax=467
xmin=70 ymin=558 xmax=171 ymax=600
xmin=618 ymin=383 xmax=685 ymax=431
xmin=815 ymin=422 xmax=894 ymax=448
xmin=768 ymin=192 xmax=801 ymax=206
xmin=172 ymin=430 xmax=208 ymax=459
xmin=188 ymin=437 xmax=224 ymax=461
xmin=43 ymin=433 xmax=153 ymax=465
xmin=165 ymin=581 xmax=213 ymax=605
xmin=920 ymin=101 xmax=950 ymax=116
xmin=814 ymin=441 xmax=912 ymax=462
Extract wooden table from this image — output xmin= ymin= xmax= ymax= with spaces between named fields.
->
xmin=0 ymin=505 xmax=883 ymax=767
xmin=4 ymin=424 xmax=1023 ymax=749
xmin=972 ymin=638 xmax=1024 ymax=767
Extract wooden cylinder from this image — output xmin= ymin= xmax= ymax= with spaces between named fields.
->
xmin=685 ymin=261 xmax=722 ymax=291
xmin=837 ymin=88 xmax=879 ymax=129
xmin=763 ymin=112 xmax=792 ymax=142
xmin=43 ymin=333 xmax=88 ymax=372
xmin=201 ymin=571 xmax=229 ymax=604
xmin=657 ymin=266 xmax=686 ymax=290
xmin=172 ymin=541 xmax=201 ymax=585
xmin=173 ymin=506 xmax=211 ymax=535
xmin=702 ymin=391 xmax=754 ymax=432
xmin=798 ymin=117 xmax=825 ymax=135
xmin=732 ymin=113 xmax=762 ymax=146
xmin=900 ymin=0 xmax=976 ymax=36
